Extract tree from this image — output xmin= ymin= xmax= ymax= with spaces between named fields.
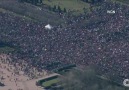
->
xmin=38 ymin=0 xmax=42 ymax=4
xmin=18 ymin=0 xmax=42 ymax=5
xmin=63 ymin=8 xmax=67 ymax=13
xmin=60 ymin=67 xmax=128 ymax=90
xmin=53 ymin=5 xmax=57 ymax=12
xmin=57 ymin=6 xmax=62 ymax=13
xmin=82 ymin=0 xmax=103 ymax=3
xmin=48 ymin=6 xmax=52 ymax=11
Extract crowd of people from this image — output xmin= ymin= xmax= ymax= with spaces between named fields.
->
xmin=0 ymin=0 xmax=129 ymax=84
xmin=0 ymin=54 xmax=48 ymax=80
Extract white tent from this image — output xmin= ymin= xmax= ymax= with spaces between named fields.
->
xmin=107 ymin=10 xmax=115 ymax=14
xmin=45 ymin=24 xmax=52 ymax=30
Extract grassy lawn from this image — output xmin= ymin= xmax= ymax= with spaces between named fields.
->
xmin=0 ymin=0 xmax=64 ymax=25
xmin=0 ymin=8 xmax=34 ymax=21
xmin=43 ymin=0 xmax=90 ymax=14
xmin=42 ymin=78 xmax=59 ymax=87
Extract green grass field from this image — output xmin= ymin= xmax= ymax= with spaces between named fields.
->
xmin=0 ymin=0 xmax=64 ymax=25
xmin=0 ymin=8 xmax=34 ymax=21
xmin=42 ymin=78 xmax=59 ymax=87
xmin=43 ymin=0 xmax=90 ymax=14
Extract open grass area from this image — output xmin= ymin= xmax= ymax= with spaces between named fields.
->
xmin=42 ymin=78 xmax=59 ymax=87
xmin=43 ymin=0 xmax=90 ymax=14
xmin=0 ymin=8 xmax=34 ymax=21
xmin=0 ymin=0 xmax=64 ymax=25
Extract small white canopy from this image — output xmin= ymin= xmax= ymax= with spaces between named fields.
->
xmin=107 ymin=10 xmax=115 ymax=14
xmin=45 ymin=24 xmax=52 ymax=30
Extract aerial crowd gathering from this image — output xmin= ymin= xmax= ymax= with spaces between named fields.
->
xmin=0 ymin=0 xmax=129 ymax=84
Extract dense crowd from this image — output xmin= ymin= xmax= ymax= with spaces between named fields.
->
xmin=1 ymin=0 xmax=129 ymax=83
xmin=0 ymin=54 xmax=48 ymax=80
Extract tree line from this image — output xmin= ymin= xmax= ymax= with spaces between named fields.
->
xmin=18 ymin=0 xmax=42 ymax=5
xmin=60 ymin=67 xmax=129 ymax=90
xmin=49 ymin=5 xmax=67 ymax=13
xmin=82 ymin=0 xmax=103 ymax=4
xmin=18 ymin=0 xmax=67 ymax=13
